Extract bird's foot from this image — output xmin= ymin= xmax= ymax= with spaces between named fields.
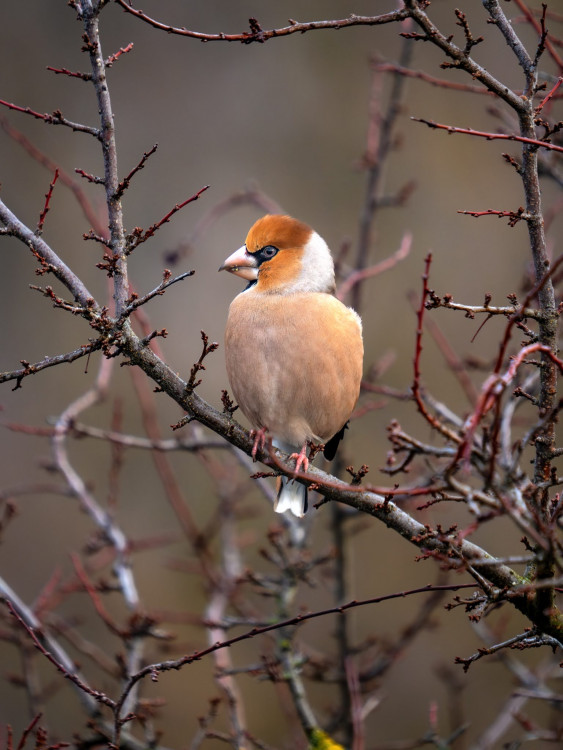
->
xmin=289 ymin=444 xmax=309 ymax=475
xmin=250 ymin=426 xmax=269 ymax=460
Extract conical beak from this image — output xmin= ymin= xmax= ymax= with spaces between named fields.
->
xmin=219 ymin=245 xmax=259 ymax=281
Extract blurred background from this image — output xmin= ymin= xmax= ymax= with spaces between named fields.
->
xmin=0 ymin=1 xmax=561 ymax=747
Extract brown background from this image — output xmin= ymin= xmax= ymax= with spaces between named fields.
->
xmin=0 ymin=1 xmax=561 ymax=747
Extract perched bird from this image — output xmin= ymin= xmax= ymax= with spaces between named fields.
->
xmin=220 ymin=214 xmax=363 ymax=517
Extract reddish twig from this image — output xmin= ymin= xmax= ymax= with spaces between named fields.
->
xmin=349 ymin=399 xmax=386 ymax=421
xmin=115 ymin=143 xmax=158 ymax=200
xmin=457 ymin=207 xmax=530 ymax=227
xmin=46 ymin=65 xmax=91 ymax=80
xmin=354 ymin=25 xmax=414 ymax=312
xmin=535 ymin=76 xmax=563 ymax=114
xmin=126 ymin=328 xmax=210 ymax=554
xmin=461 ymin=343 xmax=563 ymax=461
xmin=75 ymin=168 xmax=104 ymax=185
xmin=493 ymin=253 xmax=563 ymax=378
xmin=105 ymin=43 xmax=134 ymax=67
xmin=185 ymin=331 xmax=219 ymax=394
xmin=126 ymin=185 xmax=209 ymax=251
xmin=411 ymin=254 xmax=461 ymax=442
xmin=454 ymin=8 xmax=484 ymax=55
xmin=113 ymin=2 xmax=409 ymax=43
xmin=372 ymin=60 xmax=491 ymax=95
xmin=0 ymin=98 xmax=99 ymax=137
xmin=0 ymin=117 xmax=108 ymax=238
xmin=15 ymin=714 xmax=43 ymax=750
xmin=3 ymin=600 xmax=116 ymax=710
xmin=37 ymin=169 xmax=60 ymax=233
xmin=336 ymin=232 xmax=412 ymax=302
xmin=362 ymin=62 xmax=385 ymax=171
xmin=70 ymin=554 xmax=126 ymax=638
xmin=512 ymin=0 xmax=563 ymax=70
xmin=32 ymin=567 xmax=64 ymax=620
xmin=406 ymin=289 xmax=478 ymax=406
xmin=164 ymin=184 xmax=283 ymax=265
xmin=124 ymin=269 xmax=195 ymax=316
xmin=116 ymin=583 xmax=478 ymax=714
xmin=412 ymin=117 xmax=563 ymax=153
xmin=264 ymin=438 xmax=444 ymax=500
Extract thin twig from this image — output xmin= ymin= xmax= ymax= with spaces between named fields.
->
xmin=412 ymin=117 xmax=563 ymax=153
xmin=113 ymin=3 xmax=409 ymax=43
xmin=0 ymin=341 xmax=103 ymax=389
xmin=115 ymin=584 xmax=479 ymax=716
xmin=0 ymin=98 xmax=100 ymax=137
xmin=36 ymin=169 xmax=60 ymax=233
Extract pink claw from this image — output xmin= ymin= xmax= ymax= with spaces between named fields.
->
xmin=250 ymin=426 xmax=268 ymax=460
xmin=289 ymin=443 xmax=309 ymax=475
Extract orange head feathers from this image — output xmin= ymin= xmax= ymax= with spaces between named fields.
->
xmin=221 ymin=214 xmax=363 ymax=517
xmin=219 ymin=214 xmax=336 ymax=294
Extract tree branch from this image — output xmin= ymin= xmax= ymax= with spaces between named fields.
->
xmin=113 ymin=3 xmax=409 ymax=43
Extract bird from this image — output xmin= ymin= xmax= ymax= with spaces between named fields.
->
xmin=220 ymin=214 xmax=363 ymax=517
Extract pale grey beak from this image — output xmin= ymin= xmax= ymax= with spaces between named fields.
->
xmin=219 ymin=245 xmax=259 ymax=281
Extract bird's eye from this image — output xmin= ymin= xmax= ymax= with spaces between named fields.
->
xmin=260 ymin=245 xmax=278 ymax=260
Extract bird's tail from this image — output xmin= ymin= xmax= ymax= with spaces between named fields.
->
xmin=274 ymin=475 xmax=308 ymax=517
xmin=272 ymin=439 xmax=308 ymax=517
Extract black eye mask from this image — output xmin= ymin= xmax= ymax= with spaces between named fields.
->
xmin=254 ymin=245 xmax=279 ymax=265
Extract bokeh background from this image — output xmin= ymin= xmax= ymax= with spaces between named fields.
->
xmin=0 ymin=1 xmax=561 ymax=747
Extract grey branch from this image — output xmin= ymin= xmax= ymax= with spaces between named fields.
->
xmin=0 ymin=198 xmax=98 ymax=308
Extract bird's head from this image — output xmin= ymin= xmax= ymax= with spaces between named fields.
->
xmin=219 ymin=214 xmax=335 ymax=294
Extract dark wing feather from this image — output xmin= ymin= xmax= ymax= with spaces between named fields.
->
xmin=323 ymin=421 xmax=349 ymax=461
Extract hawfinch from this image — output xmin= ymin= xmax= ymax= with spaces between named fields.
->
xmin=220 ymin=215 xmax=363 ymax=517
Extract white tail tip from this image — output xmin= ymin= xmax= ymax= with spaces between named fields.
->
xmin=274 ymin=476 xmax=307 ymax=517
